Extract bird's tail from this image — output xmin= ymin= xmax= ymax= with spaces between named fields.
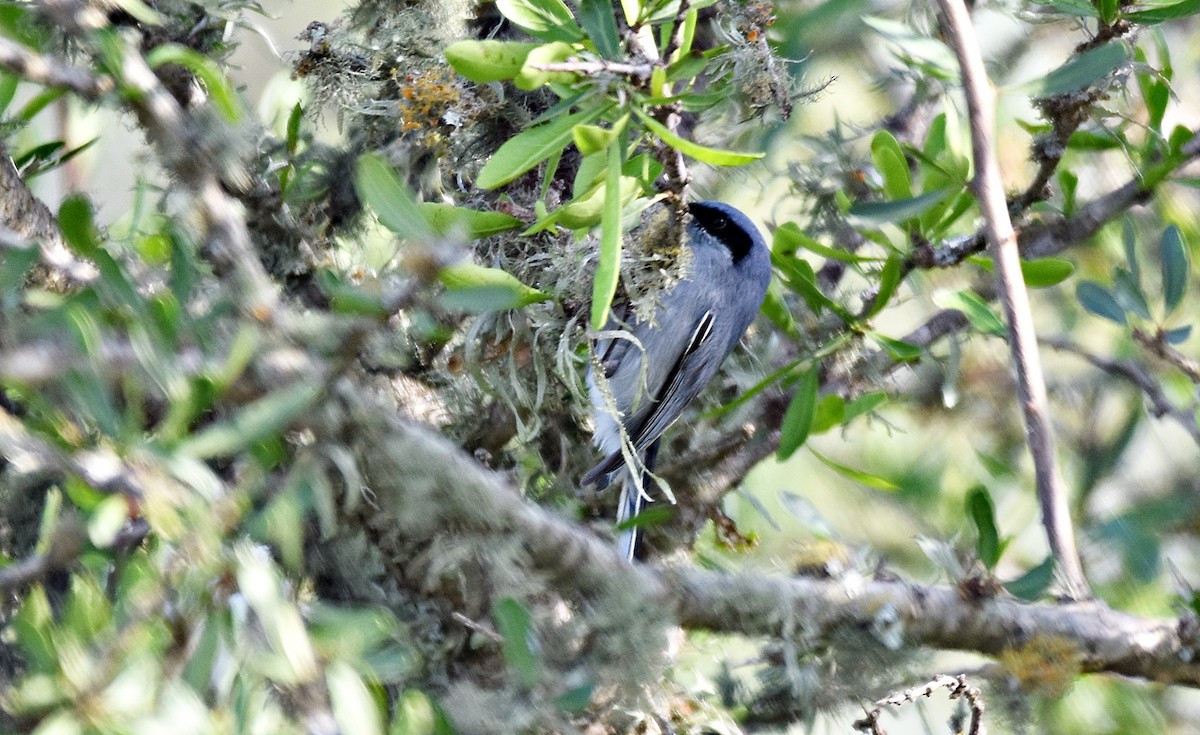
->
xmin=615 ymin=439 xmax=661 ymax=562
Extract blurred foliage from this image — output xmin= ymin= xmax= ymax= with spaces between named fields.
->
xmin=1 ymin=0 xmax=1200 ymax=733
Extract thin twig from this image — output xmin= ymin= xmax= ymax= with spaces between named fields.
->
xmin=1132 ymin=327 xmax=1200 ymax=384
xmin=0 ymin=35 xmax=113 ymax=99
xmin=852 ymin=674 xmax=985 ymax=735
xmin=1043 ymin=335 xmax=1200 ymax=445
xmin=934 ymin=0 xmax=1090 ymax=600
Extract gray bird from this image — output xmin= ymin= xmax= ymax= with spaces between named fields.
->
xmin=583 ymin=200 xmax=772 ymax=561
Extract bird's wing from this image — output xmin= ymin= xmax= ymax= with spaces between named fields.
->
xmin=582 ymin=310 xmax=716 ymax=485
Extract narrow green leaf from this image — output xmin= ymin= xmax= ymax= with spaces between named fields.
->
xmin=773 ymin=221 xmax=880 ymax=264
xmin=445 ymin=40 xmax=539 ymax=82
xmin=492 ymin=597 xmax=539 ymax=687
xmin=496 ymin=0 xmax=581 ymax=41
xmin=578 ymin=0 xmax=620 ymax=58
xmin=439 ymin=262 xmax=551 ymax=311
xmin=1161 ymin=223 xmax=1189 ymax=314
xmin=420 ymin=203 xmax=523 ymax=238
xmin=145 ymin=44 xmax=243 ymax=121
xmin=869 ymin=332 xmax=922 ymax=361
xmin=966 ymin=486 xmax=1001 ymax=569
xmin=1004 ymin=556 xmax=1055 ymax=600
xmin=632 ymin=107 xmax=763 ymax=166
xmin=555 ymin=683 xmax=596 ymax=713
xmin=1017 ymin=42 xmax=1128 ymax=97
xmin=591 ymin=141 xmax=623 ymax=329
xmin=865 ymin=255 xmax=903 ymax=318
xmin=179 ymin=383 xmax=322 ymax=459
xmin=844 ymin=391 xmax=888 ymax=422
xmin=478 ymin=103 xmax=612 ymax=190
xmin=760 ymin=277 xmax=798 ymax=337
xmin=810 ymin=394 xmax=846 ymax=435
xmin=1076 ymin=280 xmax=1128 ymax=324
xmin=1123 ymin=217 xmax=1140 ymax=285
xmin=515 ymin=41 xmax=575 ymax=90
xmin=777 ymin=368 xmax=820 ymax=461
xmin=0 ymin=72 xmax=18 ymax=117
xmin=934 ymin=289 xmax=1007 ymax=337
xmin=870 ymin=130 xmax=912 ymax=201
xmin=810 ymin=448 xmax=899 ymax=491
xmin=354 ymin=154 xmax=432 ymax=240
xmin=847 ymin=187 xmax=954 ymax=227
xmin=1125 ymin=0 xmax=1200 ymax=24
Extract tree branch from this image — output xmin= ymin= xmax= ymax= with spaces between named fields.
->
xmin=934 ymin=0 xmax=1089 ymax=599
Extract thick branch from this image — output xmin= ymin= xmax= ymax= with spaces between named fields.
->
xmin=935 ymin=0 xmax=1089 ymax=599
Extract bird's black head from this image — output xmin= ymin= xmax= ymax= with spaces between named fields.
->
xmin=688 ymin=201 xmax=760 ymax=263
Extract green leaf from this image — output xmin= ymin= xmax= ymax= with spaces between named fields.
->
xmin=496 ymin=0 xmax=582 ymax=41
xmin=760 ymin=277 xmax=798 ymax=337
xmin=1018 ymin=258 xmax=1075 ymax=287
xmin=844 ymin=391 xmax=888 ymax=422
xmin=591 ymin=141 xmax=623 ymax=329
xmin=1125 ymin=0 xmax=1200 ymax=23
xmin=354 ymin=154 xmax=432 ymax=240
xmin=0 ymin=243 xmax=39 ymax=292
xmin=88 ymin=495 xmax=130 ymax=548
xmin=1004 ymin=556 xmax=1055 ymax=600
xmin=492 ymin=597 xmax=539 ymax=687
xmin=1112 ymin=267 xmax=1151 ymax=320
xmin=1017 ymin=42 xmax=1128 ymax=97
xmin=870 ymin=130 xmax=912 ymax=201
xmin=515 ymin=41 xmax=576 ymax=90
xmin=327 ymin=662 xmax=384 ymax=735
xmin=865 ymin=254 xmax=903 ymax=318
xmin=772 ymin=221 xmax=879 ymax=264
xmin=1165 ymin=324 xmax=1192 ymax=344
xmin=933 ymin=289 xmax=1007 ymax=337
xmin=1161 ymin=223 xmax=1189 ymax=314
xmin=620 ymin=0 xmax=641 ymax=25
xmin=869 ymin=332 xmax=922 ymax=361
xmin=179 ymin=383 xmax=323 ymax=459
xmin=1123 ymin=217 xmax=1140 ymax=285
xmin=966 ymin=486 xmax=1001 ymax=569
xmin=145 ymin=44 xmax=243 ymax=121
xmin=1076 ymin=280 xmax=1127 ymax=324
xmin=578 ymin=0 xmax=620 ymax=57
xmin=810 ymin=449 xmax=899 ymax=490
xmin=847 ymin=187 xmax=954 ymax=227
xmin=810 ymin=394 xmax=846 ymax=434
xmin=58 ymin=194 xmax=100 ymax=257
xmin=478 ymin=103 xmax=612 ymax=190
xmin=438 ymin=263 xmax=551 ymax=311
xmin=632 ymin=107 xmax=763 ymax=166
xmin=555 ymin=683 xmax=596 ymax=713
xmin=777 ymin=368 xmax=819 ymax=461
xmin=421 ymin=203 xmax=523 ymax=238
xmin=445 ymin=40 xmax=539 ymax=82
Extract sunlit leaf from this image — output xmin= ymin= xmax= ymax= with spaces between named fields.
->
xmin=146 ymin=44 xmax=243 ymax=121
xmin=421 ymin=203 xmax=523 ymax=238
xmin=478 ymin=103 xmax=612 ymax=190
xmin=1125 ymin=0 xmax=1200 ymax=24
xmin=438 ymin=263 xmax=551 ymax=312
xmin=934 ymin=289 xmax=1006 ymax=337
xmin=445 ymin=40 xmax=539 ymax=82
xmin=496 ymin=0 xmax=581 ymax=41
xmin=869 ymin=332 xmax=922 ymax=361
xmin=591 ymin=141 xmax=623 ymax=329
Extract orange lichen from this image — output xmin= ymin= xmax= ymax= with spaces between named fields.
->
xmin=997 ymin=634 xmax=1084 ymax=697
